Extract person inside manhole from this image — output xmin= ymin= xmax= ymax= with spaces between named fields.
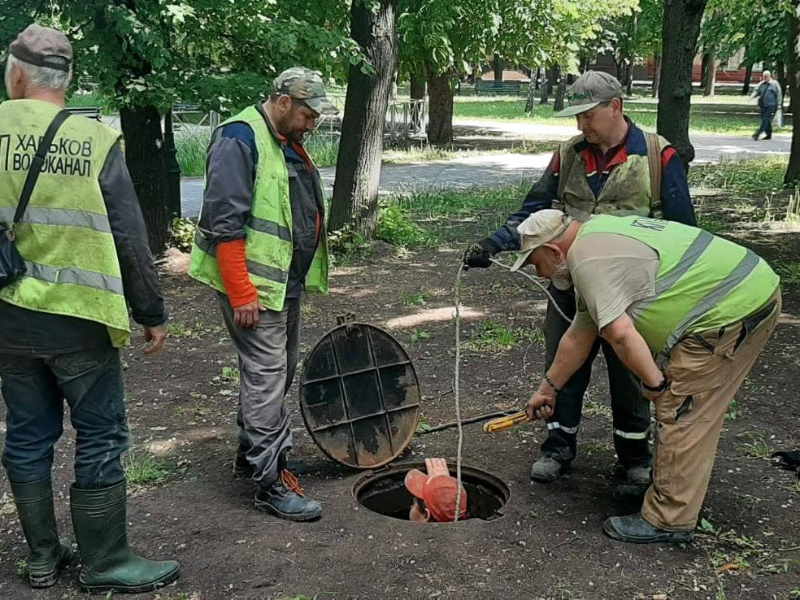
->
xmin=404 ymin=458 xmax=469 ymax=523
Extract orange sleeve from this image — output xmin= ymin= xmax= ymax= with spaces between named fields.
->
xmin=216 ymin=238 xmax=258 ymax=308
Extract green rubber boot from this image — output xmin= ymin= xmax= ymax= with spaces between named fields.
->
xmin=10 ymin=479 xmax=73 ymax=588
xmin=70 ymin=481 xmax=180 ymax=594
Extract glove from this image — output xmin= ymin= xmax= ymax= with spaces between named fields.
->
xmin=463 ymin=238 xmax=500 ymax=270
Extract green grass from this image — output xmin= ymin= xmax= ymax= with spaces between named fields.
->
xmin=176 ymin=134 xmax=210 ymax=177
xmin=775 ymin=260 xmax=800 ymax=284
xmin=688 ymin=156 xmax=788 ymax=196
xmin=452 ymin=97 xmax=787 ymax=136
xmin=305 ymin=135 xmax=339 ymax=168
xmin=465 ymin=320 xmax=544 ymax=352
xmin=739 ymin=432 xmax=772 ymax=459
xmin=123 ymin=451 xmax=173 ymax=486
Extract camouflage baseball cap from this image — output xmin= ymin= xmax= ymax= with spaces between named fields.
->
xmin=273 ymin=67 xmax=338 ymax=116
xmin=555 ymin=70 xmax=623 ymax=117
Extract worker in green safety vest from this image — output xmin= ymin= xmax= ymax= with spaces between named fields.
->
xmin=514 ymin=209 xmax=781 ymax=544
xmin=189 ymin=67 xmax=336 ymax=521
xmin=0 ymin=25 xmax=179 ymax=592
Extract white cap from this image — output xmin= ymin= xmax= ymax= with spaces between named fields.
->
xmin=510 ymin=210 xmax=573 ymax=272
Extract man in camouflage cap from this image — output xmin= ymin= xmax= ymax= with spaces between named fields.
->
xmin=190 ymin=67 xmax=337 ymax=521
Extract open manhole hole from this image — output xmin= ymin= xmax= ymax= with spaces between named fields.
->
xmin=353 ymin=462 xmax=509 ymax=522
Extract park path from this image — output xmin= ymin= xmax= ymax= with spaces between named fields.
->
xmin=180 ymin=119 xmax=791 ymax=218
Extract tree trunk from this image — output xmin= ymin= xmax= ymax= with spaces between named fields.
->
xmin=540 ymin=67 xmax=555 ymax=104
xmin=658 ymin=0 xmax=709 ymax=169
xmin=553 ymin=66 xmax=568 ymax=112
xmin=426 ymin=69 xmax=454 ymax=145
xmin=652 ymin=53 xmax=662 ymax=98
xmin=700 ymin=52 xmax=710 ymax=85
xmin=534 ymin=67 xmax=541 ymax=90
xmin=785 ymin=2 xmax=800 ymax=184
xmin=777 ymin=60 xmax=788 ymax=101
xmin=703 ymin=50 xmax=716 ymax=96
xmin=493 ymin=54 xmax=504 ymax=81
xmin=328 ymin=0 xmax=398 ymax=234
xmin=120 ymin=105 xmax=170 ymax=254
xmin=578 ymin=55 xmax=590 ymax=74
xmin=787 ymin=10 xmax=797 ymax=115
xmin=742 ymin=61 xmax=754 ymax=95
xmin=410 ymin=73 xmax=426 ymax=100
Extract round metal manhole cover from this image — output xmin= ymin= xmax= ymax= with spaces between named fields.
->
xmin=299 ymin=323 xmax=421 ymax=469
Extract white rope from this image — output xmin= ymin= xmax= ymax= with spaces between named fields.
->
xmin=450 ymin=257 xmax=571 ymax=523
xmin=452 ymin=263 xmax=465 ymax=522
xmin=489 ymin=258 xmax=573 ymax=324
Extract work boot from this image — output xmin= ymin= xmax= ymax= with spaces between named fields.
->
xmin=530 ymin=456 xmax=568 ymax=483
xmin=764 ymin=135 xmax=772 ymax=140
xmin=232 ymin=448 xmax=253 ymax=479
xmin=603 ymin=514 xmax=694 ymax=544
xmin=752 ymin=132 xmax=760 ymax=140
xmin=254 ymin=470 xmax=322 ymax=522
xmin=625 ymin=465 xmax=652 ymax=486
xmin=70 ymin=481 xmax=180 ymax=594
xmin=11 ymin=479 xmax=73 ymax=588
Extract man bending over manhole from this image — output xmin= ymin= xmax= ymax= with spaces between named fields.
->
xmin=405 ymin=458 xmax=469 ymax=523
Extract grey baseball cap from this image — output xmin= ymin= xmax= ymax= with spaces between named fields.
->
xmin=273 ymin=67 xmax=338 ymax=115
xmin=555 ymin=70 xmax=623 ymax=117
xmin=8 ymin=24 xmax=72 ymax=72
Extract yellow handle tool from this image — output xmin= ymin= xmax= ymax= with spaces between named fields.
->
xmin=483 ymin=410 xmax=528 ymax=433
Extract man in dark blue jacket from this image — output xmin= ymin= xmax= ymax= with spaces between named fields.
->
xmin=464 ymin=71 xmax=696 ymax=485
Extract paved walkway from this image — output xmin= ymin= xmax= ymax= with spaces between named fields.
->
xmin=181 ymin=120 xmax=791 ymax=218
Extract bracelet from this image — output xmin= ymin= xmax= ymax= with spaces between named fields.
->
xmin=642 ymin=374 xmax=668 ymax=393
xmin=543 ymin=374 xmax=560 ymax=394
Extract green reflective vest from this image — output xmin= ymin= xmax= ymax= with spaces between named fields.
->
xmin=576 ymin=215 xmax=780 ymax=360
xmin=188 ymin=105 xmax=329 ymax=310
xmin=0 ymin=100 xmax=131 ymax=347
xmin=555 ymin=132 xmax=669 ymax=221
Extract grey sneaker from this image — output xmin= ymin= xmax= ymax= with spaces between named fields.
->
xmin=626 ymin=466 xmax=652 ymax=486
xmin=530 ymin=456 xmax=568 ymax=483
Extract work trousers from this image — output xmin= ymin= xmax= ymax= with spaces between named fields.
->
xmin=541 ymin=285 xmax=651 ymax=468
xmin=0 ymin=347 xmax=129 ymax=488
xmin=642 ymin=290 xmax=781 ymax=530
xmin=218 ymin=293 xmax=301 ymax=488
xmin=756 ymin=106 xmax=777 ymax=139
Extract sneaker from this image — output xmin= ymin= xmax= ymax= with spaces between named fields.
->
xmin=254 ymin=470 xmax=322 ymax=522
xmin=603 ymin=514 xmax=693 ymax=544
xmin=530 ymin=456 xmax=568 ymax=483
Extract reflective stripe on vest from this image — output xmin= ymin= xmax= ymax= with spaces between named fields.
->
xmin=0 ymin=206 xmax=112 ymax=233
xmin=194 ymin=231 xmax=288 ymax=284
xmin=576 ymin=215 xmax=779 ymax=358
xmin=188 ymin=104 xmax=330 ymax=310
xmin=0 ymin=100 xmax=130 ymax=347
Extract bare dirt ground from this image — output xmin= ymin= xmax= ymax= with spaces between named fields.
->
xmin=0 ymin=190 xmax=798 ymax=600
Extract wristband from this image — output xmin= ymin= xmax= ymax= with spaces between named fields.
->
xmin=543 ymin=374 xmax=560 ymax=394
xmin=642 ymin=374 xmax=668 ymax=393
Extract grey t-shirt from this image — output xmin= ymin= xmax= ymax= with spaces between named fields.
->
xmin=567 ymin=232 xmax=660 ymax=332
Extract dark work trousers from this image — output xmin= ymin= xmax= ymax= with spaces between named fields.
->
xmin=540 ymin=285 xmax=652 ymax=469
xmin=756 ymin=106 xmax=777 ymax=139
xmin=0 ymin=347 xmax=129 ymax=488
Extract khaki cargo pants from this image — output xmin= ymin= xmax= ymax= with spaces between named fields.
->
xmin=641 ymin=289 xmax=781 ymax=531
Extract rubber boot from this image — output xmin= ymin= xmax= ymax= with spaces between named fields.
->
xmin=10 ymin=479 xmax=73 ymax=588
xmin=70 ymin=481 xmax=180 ymax=594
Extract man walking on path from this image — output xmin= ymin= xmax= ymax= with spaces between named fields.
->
xmin=464 ymin=71 xmax=696 ymax=486
xmin=0 ymin=25 xmax=179 ymax=592
xmin=751 ymin=70 xmax=782 ymax=141
xmin=519 ymin=210 xmax=781 ymax=543
xmin=190 ymin=68 xmax=337 ymax=522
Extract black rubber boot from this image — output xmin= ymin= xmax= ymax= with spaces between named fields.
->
xmin=232 ymin=448 xmax=252 ymax=479
xmin=603 ymin=513 xmax=694 ymax=544
xmin=70 ymin=481 xmax=180 ymax=594
xmin=11 ymin=479 xmax=73 ymax=588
